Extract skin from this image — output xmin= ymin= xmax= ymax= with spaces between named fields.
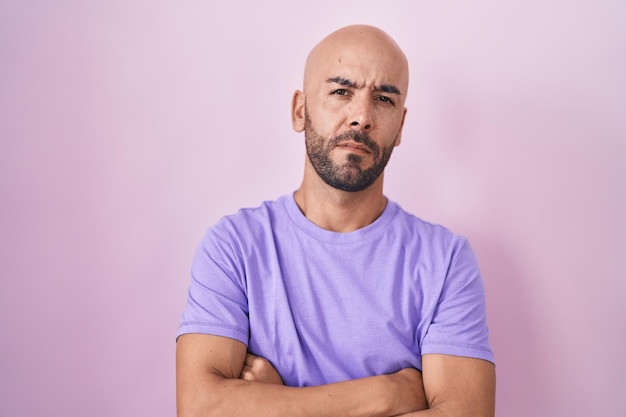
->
xmin=176 ymin=24 xmax=495 ymax=417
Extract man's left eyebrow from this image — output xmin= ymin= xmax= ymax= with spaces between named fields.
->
xmin=376 ymin=84 xmax=402 ymax=95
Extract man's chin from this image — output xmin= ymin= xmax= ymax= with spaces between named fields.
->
xmin=321 ymin=169 xmax=376 ymax=192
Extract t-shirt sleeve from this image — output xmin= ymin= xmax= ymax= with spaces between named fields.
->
xmin=177 ymin=225 xmax=249 ymax=345
xmin=421 ymin=240 xmax=494 ymax=364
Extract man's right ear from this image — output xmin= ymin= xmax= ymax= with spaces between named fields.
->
xmin=291 ymin=90 xmax=305 ymax=132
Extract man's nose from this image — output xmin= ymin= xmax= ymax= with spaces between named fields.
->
xmin=348 ymin=98 xmax=373 ymax=131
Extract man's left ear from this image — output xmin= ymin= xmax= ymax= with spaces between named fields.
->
xmin=394 ymin=107 xmax=407 ymax=147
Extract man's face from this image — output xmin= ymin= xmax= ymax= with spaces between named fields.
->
xmin=294 ymin=27 xmax=409 ymax=192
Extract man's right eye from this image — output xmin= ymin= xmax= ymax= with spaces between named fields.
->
xmin=332 ymin=89 xmax=349 ymax=96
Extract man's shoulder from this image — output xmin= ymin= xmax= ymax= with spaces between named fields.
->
xmin=226 ymin=195 xmax=285 ymax=221
xmin=206 ymin=194 xmax=289 ymax=239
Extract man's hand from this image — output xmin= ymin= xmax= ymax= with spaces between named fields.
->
xmin=239 ymin=353 xmax=284 ymax=385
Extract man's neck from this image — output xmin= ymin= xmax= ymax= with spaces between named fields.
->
xmin=293 ymin=172 xmax=387 ymax=233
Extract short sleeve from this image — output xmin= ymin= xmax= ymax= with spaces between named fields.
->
xmin=421 ymin=240 xmax=494 ymax=364
xmin=177 ymin=225 xmax=250 ymax=345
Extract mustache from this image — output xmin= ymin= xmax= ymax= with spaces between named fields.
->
xmin=331 ymin=131 xmax=379 ymax=154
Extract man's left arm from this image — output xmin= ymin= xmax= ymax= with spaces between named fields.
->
xmin=399 ymin=238 xmax=495 ymax=416
xmin=400 ymin=353 xmax=495 ymax=417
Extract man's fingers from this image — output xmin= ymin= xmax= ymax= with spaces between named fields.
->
xmin=239 ymin=353 xmax=284 ymax=385
xmin=240 ymin=368 xmax=254 ymax=381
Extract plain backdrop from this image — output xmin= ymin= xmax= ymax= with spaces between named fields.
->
xmin=1 ymin=1 xmax=624 ymax=416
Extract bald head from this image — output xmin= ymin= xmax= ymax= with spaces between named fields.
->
xmin=303 ymin=25 xmax=409 ymax=100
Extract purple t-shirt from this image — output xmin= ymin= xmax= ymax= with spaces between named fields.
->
xmin=178 ymin=194 xmax=494 ymax=387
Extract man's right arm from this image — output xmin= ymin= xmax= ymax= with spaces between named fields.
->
xmin=176 ymin=333 xmax=427 ymax=417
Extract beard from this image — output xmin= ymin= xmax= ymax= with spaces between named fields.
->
xmin=304 ymin=112 xmax=395 ymax=192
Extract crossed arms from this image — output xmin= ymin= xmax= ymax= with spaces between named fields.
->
xmin=176 ymin=333 xmax=495 ymax=417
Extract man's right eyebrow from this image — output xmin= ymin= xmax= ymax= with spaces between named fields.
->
xmin=326 ymin=77 xmax=358 ymax=88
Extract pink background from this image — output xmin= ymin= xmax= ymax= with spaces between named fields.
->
xmin=1 ymin=1 xmax=624 ymax=416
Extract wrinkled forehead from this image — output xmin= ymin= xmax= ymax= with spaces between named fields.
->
xmin=324 ymin=46 xmax=407 ymax=85
xmin=304 ymin=28 xmax=409 ymax=96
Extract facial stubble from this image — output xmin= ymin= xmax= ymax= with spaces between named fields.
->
xmin=304 ymin=112 xmax=395 ymax=192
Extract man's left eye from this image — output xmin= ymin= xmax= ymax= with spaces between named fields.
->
xmin=377 ymin=96 xmax=394 ymax=105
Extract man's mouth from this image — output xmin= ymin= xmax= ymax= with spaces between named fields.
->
xmin=337 ymin=141 xmax=371 ymax=154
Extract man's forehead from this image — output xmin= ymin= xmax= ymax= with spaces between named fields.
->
xmin=303 ymin=25 xmax=409 ymax=94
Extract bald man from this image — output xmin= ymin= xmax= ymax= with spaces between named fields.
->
xmin=176 ymin=25 xmax=495 ymax=417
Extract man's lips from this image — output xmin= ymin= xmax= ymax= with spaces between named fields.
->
xmin=336 ymin=141 xmax=371 ymax=154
